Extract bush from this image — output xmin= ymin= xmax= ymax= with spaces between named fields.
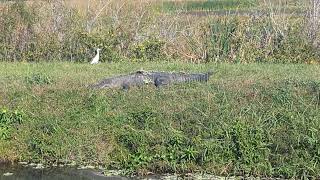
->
xmin=130 ymin=39 xmax=165 ymax=61
xmin=0 ymin=109 xmax=24 ymax=140
xmin=207 ymin=17 xmax=320 ymax=63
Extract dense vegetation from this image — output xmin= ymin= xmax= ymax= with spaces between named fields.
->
xmin=0 ymin=0 xmax=319 ymax=63
xmin=1 ymin=62 xmax=320 ymax=178
xmin=1 ymin=0 xmax=320 ymax=179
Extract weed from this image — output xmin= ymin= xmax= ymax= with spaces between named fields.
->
xmin=0 ymin=109 xmax=24 ymax=140
xmin=25 ymin=73 xmax=54 ymax=85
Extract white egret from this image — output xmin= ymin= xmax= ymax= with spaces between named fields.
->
xmin=90 ymin=48 xmax=101 ymax=64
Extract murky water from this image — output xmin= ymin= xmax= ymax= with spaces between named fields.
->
xmin=0 ymin=163 xmax=229 ymax=180
xmin=0 ymin=164 xmax=127 ymax=180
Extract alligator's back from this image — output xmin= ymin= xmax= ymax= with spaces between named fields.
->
xmin=148 ymin=71 xmax=213 ymax=87
xmin=89 ymin=72 xmax=150 ymax=89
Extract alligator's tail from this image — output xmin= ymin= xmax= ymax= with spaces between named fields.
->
xmin=87 ymin=83 xmax=99 ymax=89
xmin=192 ymin=71 xmax=214 ymax=82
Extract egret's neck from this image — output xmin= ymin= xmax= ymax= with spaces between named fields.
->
xmin=97 ymin=51 xmax=100 ymax=56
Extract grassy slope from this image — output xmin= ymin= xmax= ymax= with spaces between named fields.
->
xmin=1 ymin=62 xmax=320 ymax=178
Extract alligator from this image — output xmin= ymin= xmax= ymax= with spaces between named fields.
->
xmin=89 ymin=70 xmax=213 ymax=90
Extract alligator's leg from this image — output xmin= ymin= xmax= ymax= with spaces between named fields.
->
xmin=154 ymin=76 xmax=170 ymax=87
xmin=122 ymin=83 xmax=130 ymax=90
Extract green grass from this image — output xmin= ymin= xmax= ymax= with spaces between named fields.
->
xmin=1 ymin=62 xmax=320 ymax=178
xmin=161 ymin=0 xmax=306 ymax=12
xmin=162 ymin=0 xmax=257 ymax=12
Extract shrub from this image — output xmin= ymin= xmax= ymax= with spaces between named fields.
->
xmin=130 ymin=39 xmax=165 ymax=61
xmin=0 ymin=1 xmax=319 ymax=63
xmin=0 ymin=109 xmax=24 ymax=140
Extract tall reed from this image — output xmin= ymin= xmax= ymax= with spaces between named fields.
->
xmin=0 ymin=0 xmax=319 ymax=63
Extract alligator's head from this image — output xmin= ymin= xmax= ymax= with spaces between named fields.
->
xmin=136 ymin=69 xmax=148 ymax=75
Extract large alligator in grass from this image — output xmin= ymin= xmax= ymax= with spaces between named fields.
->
xmin=89 ymin=70 xmax=213 ymax=90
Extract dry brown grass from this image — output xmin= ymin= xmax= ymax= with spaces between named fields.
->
xmin=0 ymin=0 xmax=319 ymax=63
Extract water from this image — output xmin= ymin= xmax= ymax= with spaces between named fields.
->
xmin=0 ymin=164 xmax=227 ymax=180
xmin=0 ymin=164 xmax=128 ymax=180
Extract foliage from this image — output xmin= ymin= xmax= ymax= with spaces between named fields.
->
xmin=0 ymin=1 xmax=38 ymax=61
xmin=0 ymin=1 xmax=318 ymax=63
xmin=207 ymin=17 xmax=320 ymax=63
xmin=0 ymin=109 xmax=24 ymax=140
xmin=130 ymin=39 xmax=165 ymax=61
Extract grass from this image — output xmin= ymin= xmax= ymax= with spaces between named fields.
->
xmin=162 ymin=0 xmax=257 ymax=12
xmin=162 ymin=0 xmax=306 ymax=12
xmin=1 ymin=62 xmax=320 ymax=178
